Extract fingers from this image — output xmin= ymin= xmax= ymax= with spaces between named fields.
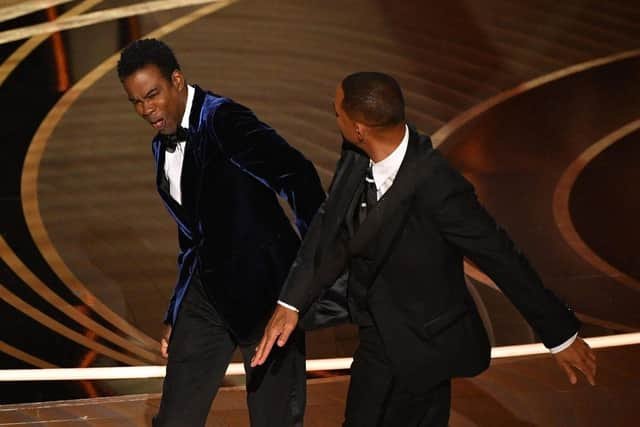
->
xmin=251 ymin=328 xmax=279 ymax=367
xmin=560 ymin=361 xmax=578 ymax=385
xmin=574 ymin=338 xmax=597 ymax=385
xmin=160 ymin=325 xmax=172 ymax=359
xmin=277 ymin=321 xmax=295 ymax=347
xmin=250 ymin=306 xmax=299 ymax=367
xmin=555 ymin=337 xmax=597 ymax=386
xmin=160 ymin=337 xmax=169 ymax=359
xmin=577 ymin=350 xmax=597 ymax=386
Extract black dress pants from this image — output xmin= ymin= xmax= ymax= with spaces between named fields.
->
xmin=344 ymin=325 xmax=451 ymax=427
xmin=152 ymin=275 xmax=306 ymax=427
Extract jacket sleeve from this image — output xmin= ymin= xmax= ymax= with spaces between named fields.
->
xmin=211 ymin=101 xmax=326 ymax=238
xmin=278 ymin=148 xmax=359 ymax=313
xmin=421 ymin=152 xmax=580 ymax=349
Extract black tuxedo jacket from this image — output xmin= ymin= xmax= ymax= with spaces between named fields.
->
xmin=152 ymin=85 xmax=325 ymax=339
xmin=281 ymin=127 xmax=579 ymax=390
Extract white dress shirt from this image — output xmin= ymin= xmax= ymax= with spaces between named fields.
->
xmin=163 ymin=85 xmax=195 ymax=205
xmin=281 ymin=125 xmax=576 ymax=352
xmin=370 ymin=125 xmax=409 ymax=200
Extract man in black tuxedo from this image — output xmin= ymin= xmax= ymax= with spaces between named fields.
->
xmin=118 ymin=39 xmax=325 ymax=426
xmin=253 ymin=72 xmax=596 ymax=426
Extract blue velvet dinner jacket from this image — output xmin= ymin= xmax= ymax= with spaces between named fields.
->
xmin=152 ymin=85 xmax=325 ymax=339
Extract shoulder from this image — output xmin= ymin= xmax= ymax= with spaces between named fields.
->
xmin=415 ymin=145 xmax=474 ymax=210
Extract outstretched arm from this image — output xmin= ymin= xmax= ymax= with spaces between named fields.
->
xmin=423 ymin=153 xmax=595 ymax=384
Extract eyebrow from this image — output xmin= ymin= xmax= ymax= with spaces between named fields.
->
xmin=129 ymin=87 xmax=157 ymax=103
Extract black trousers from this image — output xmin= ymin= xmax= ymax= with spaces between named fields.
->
xmin=153 ymin=275 xmax=306 ymax=427
xmin=344 ymin=325 xmax=451 ymax=427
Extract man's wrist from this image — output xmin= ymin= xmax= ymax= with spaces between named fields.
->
xmin=277 ymin=300 xmax=299 ymax=312
xmin=549 ymin=332 xmax=578 ymax=354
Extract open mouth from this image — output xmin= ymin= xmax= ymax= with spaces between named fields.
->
xmin=150 ymin=118 xmax=165 ymax=130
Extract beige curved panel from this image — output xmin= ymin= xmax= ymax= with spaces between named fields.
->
xmin=19 ymin=0 xmax=238 ymax=359
xmin=0 ymin=340 xmax=58 ymax=369
xmin=431 ymin=49 xmax=640 ymax=146
xmin=0 ymin=0 xmax=229 ymax=45
xmin=0 ymin=236 xmax=162 ymax=364
xmin=553 ymin=119 xmax=640 ymax=293
xmin=0 ymin=0 xmax=76 ymax=24
xmin=0 ymin=282 xmax=145 ymax=366
xmin=0 ymin=0 xmax=161 ymax=364
xmin=0 ymin=0 xmax=104 ymax=87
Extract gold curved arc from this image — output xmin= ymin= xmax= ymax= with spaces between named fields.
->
xmin=0 ymin=1 xmax=77 ymax=24
xmin=0 ymin=236 xmax=162 ymax=364
xmin=431 ymin=49 xmax=640 ymax=331
xmin=20 ymin=0 xmax=239 ymax=359
xmin=466 ymin=259 xmax=637 ymax=333
xmin=431 ymin=49 xmax=640 ymax=147
xmin=0 ymin=282 xmax=145 ymax=366
xmin=0 ymin=340 xmax=58 ymax=369
xmin=0 ymin=0 xmax=228 ymax=45
xmin=552 ymin=119 xmax=640 ymax=293
xmin=0 ymin=0 xmax=103 ymax=87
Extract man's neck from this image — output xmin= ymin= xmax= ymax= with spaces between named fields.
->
xmin=366 ymin=124 xmax=406 ymax=163
xmin=178 ymin=89 xmax=189 ymax=124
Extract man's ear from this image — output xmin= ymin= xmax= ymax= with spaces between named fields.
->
xmin=354 ymin=122 xmax=366 ymax=143
xmin=171 ymin=70 xmax=185 ymax=91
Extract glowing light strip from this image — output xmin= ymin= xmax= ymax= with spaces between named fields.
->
xmin=0 ymin=0 xmax=229 ymax=45
xmin=1 ymin=334 xmax=638 ymax=381
xmin=0 ymin=0 xmax=76 ymax=24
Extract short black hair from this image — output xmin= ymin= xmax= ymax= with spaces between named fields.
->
xmin=117 ymin=38 xmax=180 ymax=81
xmin=341 ymin=72 xmax=405 ymax=127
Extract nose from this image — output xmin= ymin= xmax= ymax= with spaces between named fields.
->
xmin=138 ymin=99 xmax=155 ymax=118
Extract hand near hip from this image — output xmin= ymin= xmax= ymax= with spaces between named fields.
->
xmin=160 ymin=325 xmax=172 ymax=359
xmin=553 ymin=336 xmax=596 ymax=385
xmin=251 ymin=305 xmax=299 ymax=367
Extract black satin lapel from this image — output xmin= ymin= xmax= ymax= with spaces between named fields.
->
xmin=345 ymin=179 xmax=365 ymax=237
xmin=325 ymin=150 xmax=369 ymax=231
xmin=156 ymin=144 xmax=170 ymax=197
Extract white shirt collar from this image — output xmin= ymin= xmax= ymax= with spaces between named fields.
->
xmin=370 ymin=124 xmax=409 ymax=196
xmin=180 ymin=85 xmax=195 ymax=130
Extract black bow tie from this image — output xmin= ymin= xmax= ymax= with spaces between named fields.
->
xmin=160 ymin=126 xmax=188 ymax=152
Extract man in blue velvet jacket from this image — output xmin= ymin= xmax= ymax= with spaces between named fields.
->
xmin=118 ymin=39 xmax=325 ymax=426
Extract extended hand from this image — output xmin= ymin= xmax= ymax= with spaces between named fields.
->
xmin=251 ymin=305 xmax=299 ymax=367
xmin=160 ymin=325 xmax=172 ymax=359
xmin=553 ymin=337 xmax=596 ymax=385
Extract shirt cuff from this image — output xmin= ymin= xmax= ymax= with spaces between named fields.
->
xmin=277 ymin=300 xmax=299 ymax=312
xmin=549 ymin=332 xmax=578 ymax=354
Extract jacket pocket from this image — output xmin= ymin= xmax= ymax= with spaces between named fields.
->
xmin=422 ymin=302 xmax=469 ymax=340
